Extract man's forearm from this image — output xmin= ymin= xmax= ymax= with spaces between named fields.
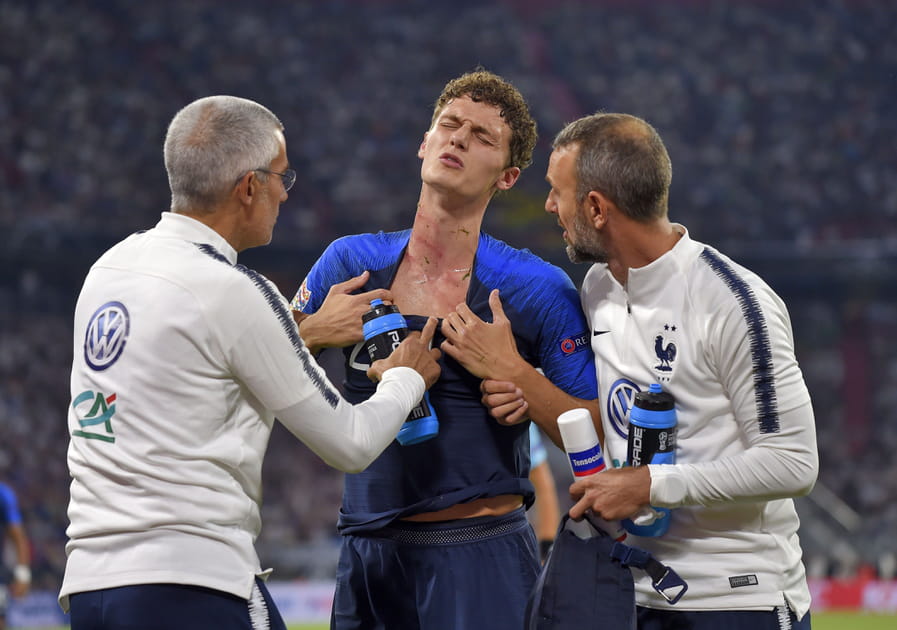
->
xmin=504 ymin=358 xmax=601 ymax=447
xmin=293 ymin=310 xmax=325 ymax=355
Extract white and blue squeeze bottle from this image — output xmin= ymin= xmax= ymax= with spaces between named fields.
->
xmin=623 ymin=383 xmax=677 ymax=537
xmin=557 ymin=408 xmax=628 ymax=541
xmin=362 ymin=298 xmax=439 ymax=445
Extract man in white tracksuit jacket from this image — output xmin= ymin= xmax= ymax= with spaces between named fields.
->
xmin=550 ymin=113 xmax=817 ymax=630
xmin=60 ymin=95 xmax=441 ymax=630
xmin=443 ymin=112 xmax=818 ymax=630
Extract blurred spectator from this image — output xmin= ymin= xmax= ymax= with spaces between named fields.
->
xmin=0 ymin=480 xmax=31 ymax=630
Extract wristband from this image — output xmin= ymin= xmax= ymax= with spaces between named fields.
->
xmin=13 ymin=564 xmax=31 ymax=584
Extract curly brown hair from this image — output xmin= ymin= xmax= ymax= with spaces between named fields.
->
xmin=431 ymin=69 xmax=537 ymax=170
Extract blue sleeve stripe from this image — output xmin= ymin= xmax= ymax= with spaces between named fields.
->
xmin=700 ymin=248 xmax=779 ymax=434
xmin=196 ymin=244 xmax=341 ymax=409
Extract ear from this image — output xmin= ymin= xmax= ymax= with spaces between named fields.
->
xmin=417 ymin=132 xmax=429 ymax=159
xmin=494 ymin=166 xmax=521 ymax=192
xmin=234 ymin=170 xmax=258 ymax=206
xmin=587 ymin=190 xmax=612 ymax=229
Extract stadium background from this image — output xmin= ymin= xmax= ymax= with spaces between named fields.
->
xmin=2 ymin=0 xmax=896 ymax=625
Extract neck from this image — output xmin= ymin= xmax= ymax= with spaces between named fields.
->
xmin=610 ymin=219 xmax=682 ymax=285
xmin=406 ymin=191 xmax=484 ymax=273
xmin=178 ymin=205 xmax=246 ymax=252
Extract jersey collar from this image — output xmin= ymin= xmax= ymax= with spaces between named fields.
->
xmin=154 ymin=212 xmax=239 ymax=264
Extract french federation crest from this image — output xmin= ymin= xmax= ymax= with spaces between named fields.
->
xmin=652 ymin=322 xmax=680 ymax=382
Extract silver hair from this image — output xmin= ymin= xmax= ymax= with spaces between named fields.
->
xmin=164 ymin=95 xmax=284 ymax=213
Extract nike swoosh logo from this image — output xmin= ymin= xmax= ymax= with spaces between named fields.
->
xmin=593 ymin=330 xmax=611 ymax=336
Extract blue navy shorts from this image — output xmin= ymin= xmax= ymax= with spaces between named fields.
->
xmin=331 ymin=507 xmax=540 ymax=630
xmin=68 ymin=577 xmax=287 ymax=630
xmin=637 ymin=605 xmax=811 ymax=630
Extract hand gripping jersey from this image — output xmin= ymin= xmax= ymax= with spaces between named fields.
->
xmin=583 ymin=226 xmax=817 ymax=617
xmin=293 ymin=230 xmax=597 ymax=533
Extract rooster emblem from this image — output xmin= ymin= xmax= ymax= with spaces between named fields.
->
xmin=654 ymin=335 xmax=676 ymax=371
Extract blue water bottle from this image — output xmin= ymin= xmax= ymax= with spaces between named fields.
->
xmin=623 ymin=383 xmax=677 ymax=537
xmin=362 ymin=299 xmax=439 ymax=445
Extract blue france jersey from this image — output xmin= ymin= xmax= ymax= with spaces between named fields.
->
xmin=294 ymin=230 xmax=596 ymax=533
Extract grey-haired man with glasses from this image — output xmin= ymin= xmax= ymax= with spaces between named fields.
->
xmin=59 ymin=95 xmax=441 ymax=630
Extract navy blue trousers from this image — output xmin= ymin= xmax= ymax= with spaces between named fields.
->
xmin=331 ymin=508 xmax=540 ymax=630
xmin=69 ymin=577 xmax=287 ymax=630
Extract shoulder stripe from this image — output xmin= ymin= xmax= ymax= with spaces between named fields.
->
xmin=196 ymin=244 xmax=340 ymax=409
xmin=700 ymin=248 xmax=779 ymax=433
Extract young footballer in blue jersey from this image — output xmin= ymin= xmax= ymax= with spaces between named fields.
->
xmin=292 ymin=70 xmax=599 ymax=630
xmin=0 ymin=481 xmax=31 ymax=630
xmin=444 ymin=113 xmax=818 ymax=630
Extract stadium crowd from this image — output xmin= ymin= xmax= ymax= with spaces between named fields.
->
xmin=1 ymin=0 xmax=895 ymax=590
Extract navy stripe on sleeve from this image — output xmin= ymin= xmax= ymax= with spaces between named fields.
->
xmin=197 ymin=244 xmax=340 ymax=409
xmin=700 ymin=248 xmax=779 ymax=434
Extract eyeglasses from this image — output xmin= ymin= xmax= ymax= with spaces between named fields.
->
xmin=255 ymin=168 xmax=296 ymax=192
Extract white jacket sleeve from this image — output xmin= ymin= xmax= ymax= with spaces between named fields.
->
xmin=220 ymin=274 xmax=425 ymax=473
xmin=649 ymin=399 xmax=818 ymax=508
xmin=650 ymin=284 xmax=818 ymax=508
xmin=273 ymin=367 xmax=424 ymax=473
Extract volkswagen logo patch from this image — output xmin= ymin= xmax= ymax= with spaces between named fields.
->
xmin=84 ymin=301 xmax=130 ymax=371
